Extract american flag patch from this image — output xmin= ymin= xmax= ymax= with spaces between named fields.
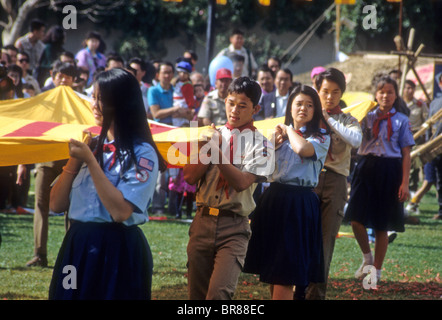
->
xmin=139 ymin=157 xmax=154 ymax=171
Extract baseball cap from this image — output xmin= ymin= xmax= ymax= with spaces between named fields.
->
xmin=216 ymin=68 xmax=232 ymax=80
xmin=176 ymin=61 xmax=192 ymax=73
xmin=310 ymin=66 xmax=326 ymax=79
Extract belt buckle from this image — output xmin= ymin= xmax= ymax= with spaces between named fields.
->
xmin=209 ymin=207 xmax=219 ymax=216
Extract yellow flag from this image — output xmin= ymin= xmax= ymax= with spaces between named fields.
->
xmin=0 ymin=86 xmax=377 ymax=167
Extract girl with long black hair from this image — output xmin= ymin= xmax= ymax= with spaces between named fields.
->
xmin=48 ymin=68 xmax=166 ymax=299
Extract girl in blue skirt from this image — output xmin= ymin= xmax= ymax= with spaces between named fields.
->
xmin=48 ymin=68 xmax=166 ymax=299
xmin=244 ymin=85 xmax=331 ymax=300
xmin=345 ymin=76 xmax=414 ymax=286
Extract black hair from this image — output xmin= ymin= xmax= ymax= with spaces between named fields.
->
xmin=17 ymin=50 xmax=29 ymax=59
xmin=227 ymin=52 xmax=245 ymax=63
xmin=22 ymin=83 xmax=35 ymax=91
xmin=184 ymin=50 xmax=198 ymax=61
xmin=52 ymin=61 xmax=78 ymax=79
xmin=257 ymin=65 xmax=275 ymax=79
xmin=227 ymin=76 xmax=262 ymax=106
xmin=315 ymin=67 xmax=346 ymax=93
xmin=129 ymin=57 xmax=147 ymax=71
xmin=284 ymin=84 xmax=331 ymax=138
xmin=373 ymin=75 xmax=402 ymax=108
xmin=42 ymin=25 xmax=65 ymax=47
xmin=231 ymin=29 xmax=244 ymax=37
xmin=106 ymin=55 xmax=124 ymax=67
xmin=83 ymin=31 xmax=106 ymax=53
xmin=404 ymin=79 xmax=416 ymax=89
xmin=373 ymin=76 xmax=399 ymax=98
xmin=0 ymin=71 xmax=14 ymax=100
xmin=7 ymin=64 xmax=24 ymax=98
xmin=158 ymin=61 xmax=175 ymax=74
xmin=3 ymin=44 xmax=18 ymax=53
xmin=268 ymin=56 xmax=281 ymax=66
xmin=60 ymin=51 xmax=75 ymax=60
xmin=93 ymin=68 xmax=167 ymax=173
xmin=30 ymin=19 xmax=45 ymax=32
xmin=388 ymin=69 xmax=402 ymax=77
xmin=277 ymin=68 xmax=293 ymax=81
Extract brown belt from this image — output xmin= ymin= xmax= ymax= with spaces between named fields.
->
xmin=200 ymin=206 xmax=238 ymax=217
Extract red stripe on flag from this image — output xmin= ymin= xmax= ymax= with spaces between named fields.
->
xmin=87 ymin=126 xmax=102 ymax=135
xmin=149 ymin=123 xmax=175 ymax=134
xmin=3 ymin=121 xmax=63 ymax=137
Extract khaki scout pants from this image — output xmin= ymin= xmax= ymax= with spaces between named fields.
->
xmin=306 ymin=170 xmax=348 ymax=300
xmin=33 ymin=160 xmax=66 ymax=257
xmin=187 ymin=208 xmax=251 ymax=300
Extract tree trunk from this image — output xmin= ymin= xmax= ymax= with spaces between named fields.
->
xmin=1 ymin=0 xmax=41 ymax=45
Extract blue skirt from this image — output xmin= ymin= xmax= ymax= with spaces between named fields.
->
xmin=345 ymin=155 xmax=405 ymax=232
xmin=244 ymin=182 xmax=324 ymax=286
xmin=49 ymin=221 xmax=153 ymax=300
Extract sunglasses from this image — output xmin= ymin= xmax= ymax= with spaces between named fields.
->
xmin=19 ymin=59 xmax=29 ymax=63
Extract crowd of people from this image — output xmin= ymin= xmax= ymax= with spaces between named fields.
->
xmin=0 ymin=21 xmax=441 ymax=300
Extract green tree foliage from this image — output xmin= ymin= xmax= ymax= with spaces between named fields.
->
xmin=336 ymin=0 xmax=442 ymax=54
xmin=101 ymin=0 xmax=331 ymax=60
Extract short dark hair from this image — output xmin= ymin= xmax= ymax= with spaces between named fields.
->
xmin=53 ymin=61 xmax=78 ymax=79
xmin=30 ymin=19 xmax=45 ymax=32
xmin=268 ymin=56 xmax=281 ymax=66
xmin=231 ymin=29 xmax=244 ymax=37
xmin=315 ymin=67 xmax=346 ymax=93
xmin=106 ymin=55 xmax=124 ymax=67
xmin=404 ymin=79 xmax=416 ymax=89
xmin=129 ymin=57 xmax=147 ymax=71
xmin=60 ymin=51 xmax=75 ymax=60
xmin=184 ymin=50 xmax=198 ymax=61
xmin=7 ymin=64 xmax=23 ymax=78
xmin=17 ymin=51 xmax=30 ymax=59
xmin=0 ymin=75 xmax=14 ymax=100
xmin=3 ymin=44 xmax=18 ymax=53
xmin=228 ymin=76 xmax=262 ymax=106
xmin=227 ymin=53 xmax=245 ymax=63
xmin=279 ymin=68 xmax=293 ymax=81
xmin=257 ymin=65 xmax=275 ymax=79
xmin=43 ymin=25 xmax=65 ymax=45
xmin=158 ymin=61 xmax=174 ymax=74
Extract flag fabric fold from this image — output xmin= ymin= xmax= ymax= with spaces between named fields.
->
xmin=0 ymin=85 xmax=375 ymax=167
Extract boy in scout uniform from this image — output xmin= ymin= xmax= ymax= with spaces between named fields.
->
xmin=183 ymin=76 xmax=274 ymax=300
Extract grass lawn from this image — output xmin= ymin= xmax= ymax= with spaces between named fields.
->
xmin=0 ymin=182 xmax=441 ymax=300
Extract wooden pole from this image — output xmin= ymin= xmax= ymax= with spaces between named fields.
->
xmin=205 ymin=0 xmax=216 ymax=75
xmin=398 ymin=0 xmax=403 ymax=71
xmin=413 ymin=107 xmax=442 ymax=140
xmin=399 ymin=28 xmax=415 ymax=97
xmin=335 ymin=4 xmax=341 ymax=61
xmin=411 ymin=134 xmax=442 ymax=161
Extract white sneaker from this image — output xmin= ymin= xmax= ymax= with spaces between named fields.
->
xmin=362 ymin=268 xmax=381 ymax=290
xmin=355 ymin=261 xmax=373 ymax=279
xmin=406 ymin=202 xmax=419 ymax=215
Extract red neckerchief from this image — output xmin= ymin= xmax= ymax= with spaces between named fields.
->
xmin=373 ymin=110 xmax=396 ymax=141
xmin=224 ymin=121 xmax=256 ymax=163
xmin=326 ymin=106 xmax=343 ymax=115
xmin=103 ymin=143 xmax=117 ymax=169
xmin=215 ymin=121 xmax=256 ymax=199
